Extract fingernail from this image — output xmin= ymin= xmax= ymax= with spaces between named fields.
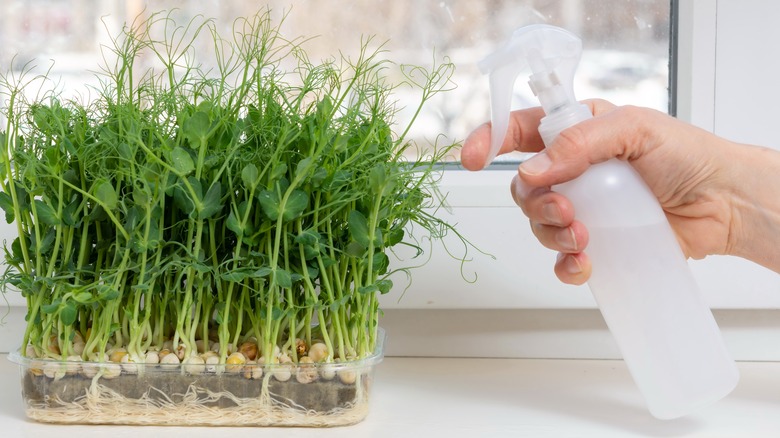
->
xmin=557 ymin=253 xmax=583 ymax=275
xmin=519 ymin=151 xmax=552 ymax=176
xmin=542 ymin=202 xmax=562 ymax=225
xmin=555 ymin=227 xmax=578 ymax=251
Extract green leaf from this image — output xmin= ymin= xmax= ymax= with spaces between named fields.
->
xmin=13 ymin=184 xmax=29 ymax=211
xmin=310 ymin=167 xmax=328 ymax=188
xmin=37 ymin=228 xmax=56 ymax=254
xmin=369 ymin=164 xmax=386 ymax=195
xmin=62 ymin=198 xmax=80 ymax=227
xmin=274 ymin=268 xmax=292 ymax=288
xmin=296 ymin=230 xmax=321 ymax=259
xmin=0 ymin=191 xmax=15 ymax=223
xmin=282 ymin=190 xmax=308 ymax=221
xmin=190 ymin=262 xmax=211 ymax=273
xmin=33 ymin=200 xmax=60 ymax=226
xmin=252 ymin=267 xmax=273 ymax=278
xmin=173 ymin=185 xmax=196 ymax=217
xmin=147 ymin=220 xmax=161 ymax=248
xmin=73 ymin=292 xmax=93 ymax=304
xmin=377 ymin=279 xmax=393 ymax=294
xmin=345 ymin=241 xmax=365 ymax=257
xmin=60 ymin=303 xmax=78 ymax=326
xmin=386 ymin=226 xmax=404 ymax=246
xmin=358 ymin=284 xmax=378 ymax=295
xmin=295 ymin=229 xmax=320 ymax=246
xmin=214 ymin=303 xmax=225 ymax=324
xmin=241 ymin=164 xmax=259 ymax=188
xmin=94 ymin=180 xmax=118 ymax=211
xmin=220 ymin=270 xmax=251 ymax=282
xmin=326 ymin=170 xmax=351 ymax=192
xmin=98 ymin=286 xmax=120 ymax=301
xmin=10 ymin=237 xmax=24 ymax=263
xmin=261 ymin=306 xmax=285 ymax=321
xmin=182 ymin=111 xmax=210 ymax=144
xmin=226 ymin=210 xmax=243 ymax=236
xmin=270 ymin=163 xmax=287 ymax=181
xmin=372 ymin=251 xmax=389 ymax=274
xmin=295 ymin=157 xmax=314 ymax=178
xmin=199 ymin=182 xmax=222 ymax=219
xmin=41 ymin=301 xmax=60 ymax=314
xmin=348 ymin=210 xmax=370 ymax=247
xmin=171 ymin=146 xmax=195 ymax=176
xmin=257 ymin=190 xmax=280 ymax=221
xmin=62 ymin=136 xmax=77 ymax=155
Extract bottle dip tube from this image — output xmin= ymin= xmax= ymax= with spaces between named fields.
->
xmin=479 ymin=24 xmax=739 ymax=419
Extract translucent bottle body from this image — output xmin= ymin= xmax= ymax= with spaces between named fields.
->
xmin=556 ymin=160 xmax=739 ymax=419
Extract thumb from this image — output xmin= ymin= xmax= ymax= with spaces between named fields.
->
xmin=518 ymin=102 xmax=644 ymax=187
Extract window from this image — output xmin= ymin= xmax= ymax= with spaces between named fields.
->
xmin=1 ymin=0 xmax=671 ymax=164
xmin=0 ymin=0 xmax=674 ymax=310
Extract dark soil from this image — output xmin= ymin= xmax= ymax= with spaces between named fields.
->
xmin=22 ymin=371 xmax=360 ymax=412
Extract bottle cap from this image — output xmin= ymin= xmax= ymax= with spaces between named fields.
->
xmin=478 ymin=24 xmax=584 ymax=167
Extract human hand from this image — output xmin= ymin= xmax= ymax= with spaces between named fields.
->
xmin=462 ymin=99 xmax=759 ymax=284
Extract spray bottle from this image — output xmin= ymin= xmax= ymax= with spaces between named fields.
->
xmin=479 ymin=24 xmax=739 ymax=419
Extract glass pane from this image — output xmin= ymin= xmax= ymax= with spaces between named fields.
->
xmin=0 ymin=0 xmax=670 ymax=164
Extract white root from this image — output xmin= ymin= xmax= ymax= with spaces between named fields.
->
xmin=23 ymin=380 xmax=371 ymax=427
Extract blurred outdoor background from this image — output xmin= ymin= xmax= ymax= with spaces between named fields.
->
xmin=0 ymin=0 xmax=671 ymax=163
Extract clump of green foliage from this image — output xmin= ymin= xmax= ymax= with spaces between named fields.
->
xmin=0 ymin=11 xmax=465 ymax=366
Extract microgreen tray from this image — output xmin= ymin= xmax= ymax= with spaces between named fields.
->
xmin=9 ymin=329 xmax=384 ymax=427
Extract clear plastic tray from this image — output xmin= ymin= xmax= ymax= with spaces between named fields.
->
xmin=8 ymin=329 xmax=385 ymax=427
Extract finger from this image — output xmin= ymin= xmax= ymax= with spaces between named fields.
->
xmin=554 ymin=252 xmax=592 ymax=285
xmin=584 ymin=98 xmax=618 ymax=117
xmin=530 ymin=220 xmax=588 ymax=253
xmin=519 ymin=102 xmax=668 ymax=188
xmin=461 ymin=106 xmax=547 ymax=171
xmin=510 ymin=175 xmax=575 ymax=227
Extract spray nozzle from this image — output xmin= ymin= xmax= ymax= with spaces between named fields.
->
xmin=477 ymin=24 xmax=583 ymax=167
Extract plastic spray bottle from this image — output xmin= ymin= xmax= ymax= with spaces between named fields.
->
xmin=478 ymin=24 xmax=739 ymax=419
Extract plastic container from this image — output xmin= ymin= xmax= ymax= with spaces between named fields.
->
xmin=479 ymin=25 xmax=739 ymax=419
xmin=9 ymin=329 xmax=384 ymax=427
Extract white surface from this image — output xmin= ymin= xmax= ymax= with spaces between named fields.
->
xmin=714 ymin=0 xmax=780 ymax=146
xmin=2 ymin=354 xmax=780 ymax=437
xmin=676 ymin=0 xmax=717 ymax=131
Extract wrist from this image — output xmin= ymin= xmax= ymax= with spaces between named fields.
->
xmin=725 ymin=143 xmax=780 ymax=272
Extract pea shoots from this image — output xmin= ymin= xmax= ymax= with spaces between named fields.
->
xmin=0 ymin=10 xmax=469 ymax=373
